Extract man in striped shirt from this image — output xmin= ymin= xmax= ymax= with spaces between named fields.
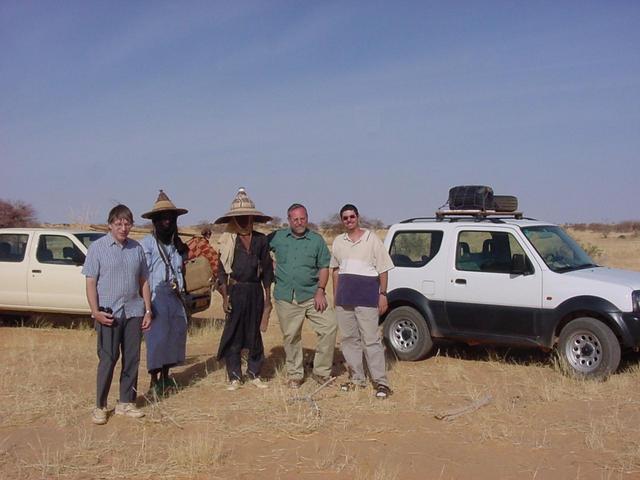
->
xmin=330 ymin=204 xmax=394 ymax=399
xmin=83 ymin=204 xmax=153 ymax=425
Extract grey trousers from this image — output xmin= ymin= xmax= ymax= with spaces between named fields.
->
xmin=96 ymin=316 xmax=143 ymax=408
xmin=336 ymin=306 xmax=389 ymax=387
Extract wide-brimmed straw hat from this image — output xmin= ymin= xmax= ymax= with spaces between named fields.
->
xmin=141 ymin=190 xmax=188 ymax=219
xmin=214 ymin=187 xmax=272 ymax=224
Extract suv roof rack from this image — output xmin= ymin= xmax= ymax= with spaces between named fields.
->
xmin=435 ymin=209 xmax=524 ymax=220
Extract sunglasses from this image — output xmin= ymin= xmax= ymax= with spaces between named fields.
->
xmin=341 ymin=214 xmax=357 ymax=221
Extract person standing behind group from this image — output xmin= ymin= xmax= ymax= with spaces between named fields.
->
xmin=140 ymin=190 xmax=189 ymax=397
xmin=187 ymin=226 xmax=219 ymax=284
xmin=83 ymin=204 xmax=153 ymax=425
xmin=268 ymin=203 xmax=337 ymax=389
xmin=330 ymin=204 xmax=394 ymax=399
xmin=215 ymin=188 xmax=274 ymax=391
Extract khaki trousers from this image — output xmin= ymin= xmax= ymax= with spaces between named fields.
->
xmin=336 ymin=306 xmax=389 ymax=387
xmin=275 ymin=298 xmax=337 ymax=380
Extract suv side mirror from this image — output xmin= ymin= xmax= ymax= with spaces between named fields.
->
xmin=511 ymin=254 xmax=528 ymax=275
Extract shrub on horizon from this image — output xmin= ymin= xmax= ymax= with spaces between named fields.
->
xmin=0 ymin=199 xmax=37 ymax=228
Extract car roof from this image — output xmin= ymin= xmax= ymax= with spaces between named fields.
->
xmin=0 ymin=227 xmax=102 ymax=235
xmin=392 ymin=217 xmax=555 ymax=229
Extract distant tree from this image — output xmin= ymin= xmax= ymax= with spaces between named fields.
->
xmin=269 ymin=216 xmax=284 ymax=228
xmin=194 ymin=220 xmax=213 ymax=234
xmin=320 ymin=212 xmax=385 ymax=234
xmin=0 ymin=199 xmax=37 ymax=227
xmin=360 ymin=215 xmax=385 ymax=230
xmin=320 ymin=213 xmax=342 ymax=234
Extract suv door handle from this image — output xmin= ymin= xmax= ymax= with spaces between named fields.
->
xmin=32 ymin=270 xmax=42 ymax=273
xmin=454 ymin=278 xmax=467 ymax=285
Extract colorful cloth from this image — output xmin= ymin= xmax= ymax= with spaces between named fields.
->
xmin=187 ymin=236 xmax=219 ymax=278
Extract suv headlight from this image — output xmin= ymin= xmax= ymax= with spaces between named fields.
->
xmin=634 ymin=291 xmax=640 ymax=312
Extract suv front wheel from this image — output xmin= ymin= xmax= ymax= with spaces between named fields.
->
xmin=557 ymin=317 xmax=621 ymax=379
xmin=383 ymin=306 xmax=433 ymax=361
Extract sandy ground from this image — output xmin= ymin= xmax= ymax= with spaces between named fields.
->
xmin=1 ymin=229 xmax=640 ymax=479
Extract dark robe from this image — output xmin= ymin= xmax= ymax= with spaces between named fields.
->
xmin=217 ymin=232 xmax=273 ymax=378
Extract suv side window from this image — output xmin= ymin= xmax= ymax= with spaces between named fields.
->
xmin=456 ymin=230 xmax=527 ymax=273
xmin=36 ymin=235 xmax=83 ymax=265
xmin=0 ymin=234 xmax=29 ymax=262
xmin=389 ymin=231 xmax=444 ymax=268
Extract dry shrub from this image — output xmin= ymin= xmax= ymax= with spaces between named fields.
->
xmin=0 ymin=198 xmax=37 ymax=227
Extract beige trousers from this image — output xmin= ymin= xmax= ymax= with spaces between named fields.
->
xmin=275 ymin=298 xmax=337 ymax=380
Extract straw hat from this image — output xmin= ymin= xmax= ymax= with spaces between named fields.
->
xmin=141 ymin=190 xmax=188 ymax=219
xmin=214 ymin=187 xmax=272 ymax=224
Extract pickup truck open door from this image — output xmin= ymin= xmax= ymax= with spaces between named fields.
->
xmin=27 ymin=233 xmax=90 ymax=313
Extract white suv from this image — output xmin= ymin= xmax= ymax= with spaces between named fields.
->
xmin=382 ymin=211 xmax=640 ymax=379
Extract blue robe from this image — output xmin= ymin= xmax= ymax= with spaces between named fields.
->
xmin=141 ymin=235 xmax=187 ymax=372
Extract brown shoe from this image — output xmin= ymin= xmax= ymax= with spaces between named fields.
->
xmin=311 ymin=373 xmax=332 ymax=385
xmin=340 ymin=381 xmax=367 ymax=392
xmin=287 ymin=378 xmax=303 ymax=389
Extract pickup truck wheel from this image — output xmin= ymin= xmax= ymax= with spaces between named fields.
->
xmin=383 ymin=306 xmax=433 ymax=361
xmin=558 ymin=317 xmax=621 ymax=379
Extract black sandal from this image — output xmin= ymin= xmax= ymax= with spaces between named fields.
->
xmin=375 ymin=384 xmax=393 ymax=399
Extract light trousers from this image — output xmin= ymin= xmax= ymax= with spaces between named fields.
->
xmin=275 ymin=298 xmax=337 ymax=379
xmin=336 ymin=305 xmax=389 ymax=387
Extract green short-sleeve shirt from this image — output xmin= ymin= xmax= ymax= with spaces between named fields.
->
xmin=268 ymin=228 xmax=331 ymax=303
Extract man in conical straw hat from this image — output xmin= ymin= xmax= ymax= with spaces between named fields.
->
xmin=140 ymin=190 xmax=190 ymax=396
xmin=214 ymin=187 xmax=274 ymax=390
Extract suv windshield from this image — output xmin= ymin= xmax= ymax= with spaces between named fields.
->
xmin=521 ymin=226 xmax=597 ymax=273
xmin=73 ymin=233 xmax=105 ymax=249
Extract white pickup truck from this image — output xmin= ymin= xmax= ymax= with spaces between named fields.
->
xmin=0 ymin=227 xmax=212 ymax=316
xmin=0 ymin=228 xmax=104 ymax=315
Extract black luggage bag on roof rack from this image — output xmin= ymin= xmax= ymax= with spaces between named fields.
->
xmin=448 ymin=185 xmax=494 ymax=211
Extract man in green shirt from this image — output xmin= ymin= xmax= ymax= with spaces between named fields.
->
xmin=268 ymin=203 xmax=337 ymax=388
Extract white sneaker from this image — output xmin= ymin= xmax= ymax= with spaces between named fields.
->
xmin=226 ymin=379 xmax=241 ymax=391
xmin=115 ymin=402 xmax=145 ymax=418
xmin=249 ymin=377 xmax=268 ymax=389
xmin=92 ymin=407 xmax=108 ymax=425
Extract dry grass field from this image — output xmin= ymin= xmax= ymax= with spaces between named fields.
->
xmin=2 ymin=228 xmax=640 ymax=479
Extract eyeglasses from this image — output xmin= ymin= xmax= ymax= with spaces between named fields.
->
xmin=111 ymin=221 xmax=133 ymax=229
xmin=341 ymin=215 xmax=357 ymax=221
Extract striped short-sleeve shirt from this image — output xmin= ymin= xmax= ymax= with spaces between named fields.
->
xmin=82 ymin=233 xmax=149 ymax=319
xmin=330 ymin=229 xmax=394 ymax=308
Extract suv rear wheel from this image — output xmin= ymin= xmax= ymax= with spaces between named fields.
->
xmin=383 ymin=306 xmax=433 ymax=361
xmin=557 ymin=317 xmax=621 ymax=379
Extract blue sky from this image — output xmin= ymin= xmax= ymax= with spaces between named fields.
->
xmin=2 ymin=1 xmax=639 ymax=225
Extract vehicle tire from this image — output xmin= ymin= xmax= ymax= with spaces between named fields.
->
xmin=383 ymin=306 xmax=433 ymax=361
xmin=493 ymin=195 xmax=518 ymax=212
xmin=557 ymin=317 xmax=621 ymax=380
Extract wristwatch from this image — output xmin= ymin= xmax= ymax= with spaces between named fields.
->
xmin=379 ymin=291 xmax=387 ymax=297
